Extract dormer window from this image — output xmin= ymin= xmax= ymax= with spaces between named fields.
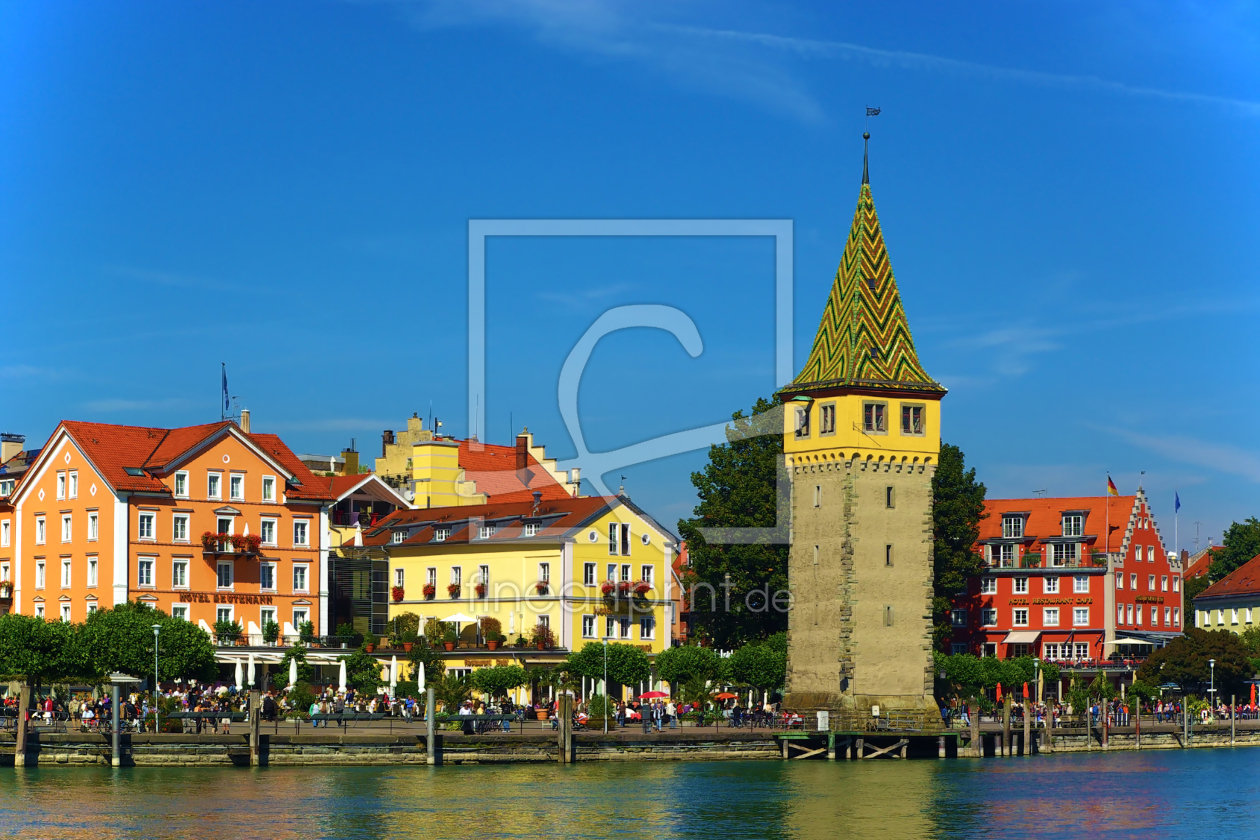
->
xmin=479 ymin=523 xmax=496 ymax=540
xmin=1062 ymin=514 xmax=1083 ymax=537
xmin=434 ymin=527 xmax=450 ymax=542
xmin=1001 ymin=515 xmax=1024 ymax=539
xmin=392 ymin=530 xmax=406 ymax=544
xmin=524 ymin=522 xmax=540 ymax=537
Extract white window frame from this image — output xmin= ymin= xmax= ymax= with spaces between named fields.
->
xmin=260 ymin=561 xmax=277 ymax=592
xmin=583 ymin=562 xmax=596 ymax=586
xmin=1073 ymin=576 xmax=1089 ymax=594
xmin=1115 ymin=572 xmax=1123 ymax=590
xmin=216 ymin=605 xmax=235 ymax=625
xmin=582 ymin=615 xmax=596 ymax=638
xmin=1043 ymin=576 xmax=1059 ymax=594
xmin=260 ymin=606 xmax=277 ymax=629
xmin=1161 ymin=575 xmax=1168 ymax=592
xmin=170 ymin=604 xmax=189 ymax=621
xmin=173 ymin=513 xmax=190 ymax=543
xmin=951 ymin=609 xmax=967 ymax=627
xmin=34 ymin=603 xmax=44 ymax=618
xmin=61 ymin=603 xmax=72 ymax=622
xmin=1001 ymin=515 xmax=1024 ymax=539
xmin=1130 ymin=573 xmax=1137 ymax=589
xmin=981 ymin=608 xmax=997 ymax=626
xmin=1153 ymin=606 xmax=1160 ymax=626
xmin=1062 ymin=514 xmax=1083 ymax=537
xmin=0 ymin=520 xmax=8 ymax=547
xmin=1165 ymin=606 xmax=1173 ymax=626
xmin=524 ymin=522 xmax=540 ymax=537
xmin=641 ymin=565 xmax=654 ymax=585
xmin=229 ymin=473 xmax=245 ymax=501
xmin=68 ymin=471 xmax=77 ymax=499
xmin=1043 ymin=607 xmax=1059 ymax=627
xmin=538 ymin=562 xmax=550 ymax=584
xmin=292 ymin=607 xmax=309 ymax=629
xmin=1118 ymin=604 xmax=1125 ymax=625
xmin=608 ymin=522 xmax=618 ymax=555
xmin=56 ymin=471 xmax=65 ymax=500
xmin=261 ymin=475 xmax=276 ymax=503
xmin=217 ymin=561 xmax=234 ymax=590
xmin=1052 ymin=542 xmax=1078 ymax=566
xmin=61 ymin=514 xmax=72 ymax=543
xmin=87 ymin=511 xmax=98 ymax=541
xmin=138 ymin=512 xmax=155 ymax=541
xmin=450 ymin=566 xmax=462 ymax=586
xmin=434 ymin=527 xmax=449 ymax=542
xmin=260 ymin=517 xmax=278 ymax=547
xmin=87 ymin=556 xmax=98 ymax=587
xmin=1148 ymin=574 xmax=1156 ymax=591
xmin=137 ymin=557 xmax=155 ymax=588
xmin=35 ymin=516 xmax=45 ymax=545
xmin=1173 ymin=608 xmax=1180 ymax=626
xmin=1074 ymin=643 xmax=1089 ymax=659
xmin=174 ymin=470 xmax=189 ymax=498
xmin=293 ymin=563 xmax=309 ymax=593
xmin=2 ymin=561 xmax=11 ymax=583
xmin=1013 ymin=608 xmax=1029 ymax=627
xmin=392 ymin=530 xmax=406 ymax=544
xmin=35 ymin=560 xmax=45 ymax=588
xmin=620 ymin=523 xmax=631 ymax=556
xmin=1173 ymin=576 xmax=1180 ymax=592
xmin=426 ymin=567 xmax=437 ymax=587
xmin=172 ymin=559 xmax=188 ymax=589
xmin=394 ymin=567 xmax=405 ymax=588
xmin=479 ymin=523 xmax=496 ymax=540
xmin=61 ymin=558 xmax=72 ymax=588
xmin=639 ymin=616 xmax=656 ymax=640
xmin=1013 ymin=577 xmax=1028 ymax=594
xmin=1073 ymin=607 xmax=1089 ymax=627
xmin=979 ymin=577 xmax=996 ymax=595
xmin=207 ymin=472 xmax=222 ymax=500
xmin=293 ymin=519 xmax=309 ymax=547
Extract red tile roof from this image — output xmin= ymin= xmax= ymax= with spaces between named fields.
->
xmin=47 ymin=420 xmax=333 ymax=500
xmin=456 ymin=439 xmax=572 ymax=503
xmin=358 ymin=496 xmax=613 ymax=547
xmin=1184 ymin=547 xmax=1218 ymax=580
xmin=979 ymin=495 xmax=1139 ymax=553
xmin=1198 ymin=554 xmax=1260 ymax=600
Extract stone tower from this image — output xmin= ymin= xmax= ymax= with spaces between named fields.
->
xmin=780 ymin=135 xmax=946 ymax=725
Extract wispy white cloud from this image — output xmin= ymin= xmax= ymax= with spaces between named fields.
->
xmin=365 ymin=1 xmax=1260 ymax=120
xmin=1097 ymin=427 xmax=1260 ymax=483
xmin=105 ymin=266 xmax=269 ymax=294
xmin=667 ymin=24 xmax=1260 ymax=117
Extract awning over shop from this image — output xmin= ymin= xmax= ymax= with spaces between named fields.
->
xmin=1002 ymin=631 xmax=1041 ymax=645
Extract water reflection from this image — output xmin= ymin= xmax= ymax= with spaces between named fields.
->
xmin=0 ymin=750 xmax=1257 ymax=840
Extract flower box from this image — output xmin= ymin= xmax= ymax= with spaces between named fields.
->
xmin=391 ymin=586 xmax=405 ymax=602
xmin=475 ymin=583 xmax=487 ymax=598
xmin=447 ymin=584 xmax=462 ymax=599
xmin=423 ymin=584 xmax=436 ymax=600
xmin=599 ymin=581 xmax=616 ymax=597
xmin=535 ymin=581 xmax=549 ymax=596
xmin=632 ymin=581 xmax=651 ymax=597
xmin=616 ymin=580 xmax=631 ymax=595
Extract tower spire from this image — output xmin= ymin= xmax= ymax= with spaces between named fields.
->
xmin=862 ymin=131 xmax=870 ymax=185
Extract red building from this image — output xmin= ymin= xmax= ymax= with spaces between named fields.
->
xmin=949 ymin=488 xmax=1184 ymax=666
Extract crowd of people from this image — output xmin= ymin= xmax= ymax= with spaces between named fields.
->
xmin=941 ymin=696 xmax=1260 ymax=728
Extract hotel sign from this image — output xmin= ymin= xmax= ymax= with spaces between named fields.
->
xmin=183 ymin=592 xmax=275 ymax=605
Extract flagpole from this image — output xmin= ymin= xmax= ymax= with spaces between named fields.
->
xmin=221 ymin=363 xmax=225 ymax=422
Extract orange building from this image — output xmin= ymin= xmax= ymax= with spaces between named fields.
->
xmin=6 ymin=417 xmax=333 ymax=640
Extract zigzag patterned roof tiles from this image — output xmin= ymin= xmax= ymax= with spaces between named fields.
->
xmin=782 ymin=178 xmax=944 ymax=397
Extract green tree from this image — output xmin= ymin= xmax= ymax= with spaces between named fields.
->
xmin=407 ymin=642 xmax=446 ymax=685
xmin=729 ymin=641 xmax=786 ymax=692
xmin=676 ymin=397 xmax=790 ymax=648
xmin=653 ymin=645 xmax=724 ymax=688
xmin=1209 ymin=518 xmax=1260 ymax=582
xmin=435 ymin=670 xmax=473 ymax=712
xmin=1127 ymin=680 xmax=1158 ymax=705
xmin=0 ymin=614 xmax=91 ymax=686
xmin=1136 ymin=628 xmax=1253 ymax=697
xmin=1184 ymin=574 xmax=1212 ymax=609
xmin=81 ymin=601 xmax=216 ymax=682
xmin=932 ymin=443 xmax=987 ymax=651
xmin=338 ymin=648 xmax=384 ymax=693
xmin=471 ymin=665 xmax=527 ymax=700
xmin=566 ymin=642 xmax=651 ymax=688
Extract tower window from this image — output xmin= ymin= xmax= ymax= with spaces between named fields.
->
xmin=813 ymin=545 xmax=819 ymax=566
xmin=814 ymin=486 xmax=821 ymax=508
xmin=883 ymin=605 xmax=894 ymax=626
xmin=885 ymin=545 xmax=893 ymax=567
xmin=901 ymin=405 xmax=924 ymax=436
xmin=794 ymin=406 xmax=811 ymax=439
xmin=819 ymin=403 xmax=836 ymax=435
xmin=863 ymin=402 xmax=887 ymax=434
xmin=886 ymin=487 xmax=895 ymax=508
xmin=866 ymin=277 xmax=877 ymax=292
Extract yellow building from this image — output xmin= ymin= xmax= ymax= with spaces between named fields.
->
xmin=375 ymin=416 xmax=581 ymax=507
xmin=358 ymin=493 xmax=677 ymax=689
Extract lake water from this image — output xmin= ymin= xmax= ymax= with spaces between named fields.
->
xmin=1 ymin=750 xmax=1257 ymax=839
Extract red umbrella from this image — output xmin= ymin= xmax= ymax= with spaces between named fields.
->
xmin=637 ymin=691 xmax=669 ymax=699
xmin=714 ymin=692 xmax=738 ymax=700
xmin=996 ymin=684 xmax=1003 ymax=703
xmin=1023 ymin=682 xmax=1029 ymax=699
xmin=1251 ymin=684 xmax=1256 ymax=706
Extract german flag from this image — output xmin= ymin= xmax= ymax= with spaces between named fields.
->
xmin=1107 ymin=475 xmax=1119 ymax=496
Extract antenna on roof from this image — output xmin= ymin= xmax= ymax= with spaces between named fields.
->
xmin=1033 ymin=489 xmax=1047 ymax=498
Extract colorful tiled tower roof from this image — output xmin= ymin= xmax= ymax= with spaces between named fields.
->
xmin=781 ymin=135 xmax=945 ymax=397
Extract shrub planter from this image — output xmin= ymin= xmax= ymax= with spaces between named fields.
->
xmin=487 ymin=640 xmax=500 ymax=651
xmin=444 ymin=642 xmax=455 ymax=651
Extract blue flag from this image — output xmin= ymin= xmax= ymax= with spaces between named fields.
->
xmin=222 ymin=365 xmax=230 ymax=413
xmin=1175 ymin=492 xmax=1181 ymax=513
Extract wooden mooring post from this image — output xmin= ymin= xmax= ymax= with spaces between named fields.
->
xmin=13 ymin=684 xmax=30 ymax=768
xmin=426 ymin=687 xmax=441 ymax=766
xmin=557 ymin=695 xmax=572 ymax=764
xmin=249 ymin=690 xmax=263 ymax=766
xmin=1002 ymin=697 xmax=1011 ymax=757
xmin=1023 ymin=704 xmax=1031 ymax=756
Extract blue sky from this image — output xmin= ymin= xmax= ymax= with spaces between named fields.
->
xmin=1 ymin=0 xmax=1257 ymax=548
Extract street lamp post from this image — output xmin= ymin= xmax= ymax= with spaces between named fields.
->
xmin=603 ymin=636 xmax=609 ymax=735
xmin=1209 ymin=658 xmax=1216 ymax=718
xmin=152 ymin=624 xmax=161 ymax=734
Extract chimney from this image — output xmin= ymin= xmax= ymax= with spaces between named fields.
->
xmin=382 ymin=429 xmax=395 ymax=457
xmin=342 ymin=446 xmax=359 ymax=476
xmin=239 ymin=409 xmax=250 ymax=433
xmin=515 ymin=432 xmax=529 ymax=473
xmin=0 ymin=433 xmax=25 ymax=464
xmin=531 ymin=490 xmax=542 ymax=517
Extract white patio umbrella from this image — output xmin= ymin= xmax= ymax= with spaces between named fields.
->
xmin=389 ymin=655 xmax=398 ymax=693
xmin=338 ymin=658 xmax=347 ymax=692
xmin=247 ymin=653 xmax=256 ymax=689
xmin=288 ymin=657 xmax=297 ymax=688
xmin=417 ymin=662 xmax=425 ymax=693
xmin=443 ymin=612 xmax=476 ymax=644
xmin=508 ymin=612 xmax=515 ymax=636
xmin=234 ymin=661 xmax=243 ymax=691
